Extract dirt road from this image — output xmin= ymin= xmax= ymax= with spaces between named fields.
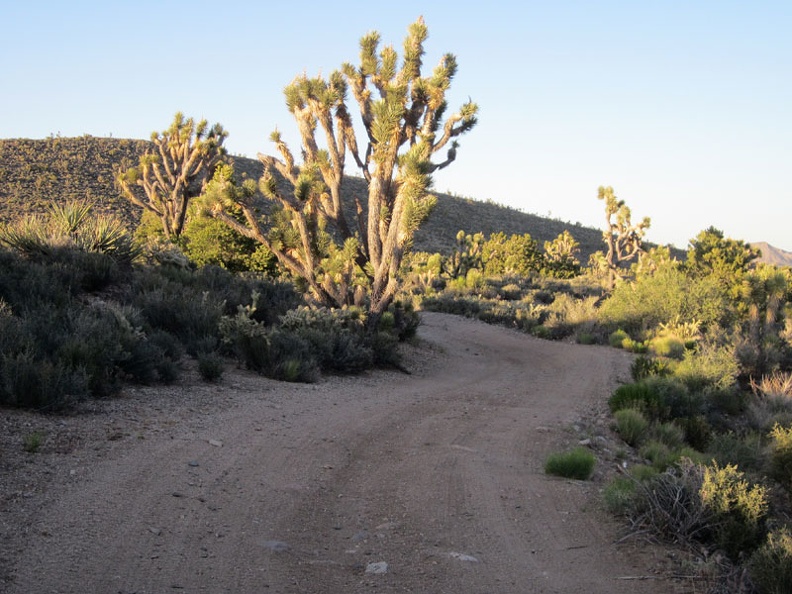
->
xmin=2 ymin=312 xmax=674 ymax=593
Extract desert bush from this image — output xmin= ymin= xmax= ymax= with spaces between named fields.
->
xmin=544 ymin=447 xmax=596 ymax=480
xmin=279 ymin=307 xmax=374 ymax=373
xmin=749 ymin=527 xmax=792 ymax=594
xmin=700 ymin=462 xmax=768 ymax=560
xmin=651 ymin=421 xmax=686 ymax=450
xmin=707 ymin=432 xmax=766 ymax=472
xmin=197 ymin=352 xmax=225 ymax=382
xmin=677 ymin=415 xmax=713 ymax=451
xmin=132 ymin=283 xmax=225 ymax=356
xmin=631 ymin=355 xmax=672 ymax=381
xmin=649 ymin=335 xmax=687 ymax=360
xmin=603 ymin=477 xmax=636 ymax=515
xmin=609 ymin=381 xmax=670 ymax=421
xmin=614 ymin=408 xmax=649 ymax=446
xmin=768 ymin=423 xmax=792 ymax=491
xmin=674 ymin=340 xmax=739 ymax=392
xmin=640 ymin=440 xmax=676 ymax=470
xmin=629 ymin=464 xmax=660 ymax=482
xmin=609 ymin=329 xmax=630 ymax=348
xmin=630 ymin=460 xmax=712 ymax=548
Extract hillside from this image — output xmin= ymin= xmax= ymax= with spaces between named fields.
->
xmin=0 ymin=136 xmax=608 ymax=260
xmin=6 ymin=136 xmax=783 ymax=266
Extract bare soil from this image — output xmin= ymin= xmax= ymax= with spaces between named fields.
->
xmin=1 ymin=312 xmax=687 ymax=593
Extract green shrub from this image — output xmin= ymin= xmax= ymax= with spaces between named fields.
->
xmin=651 ymin=421 xmax=686 ymax=450
xmin=640 ymin=440 xmax=676 ymax=471
xmin=629 ymin=464 xmax=660 ymax=482
xmin=544 ymin=447 xmax=596 ymax=480
xmin=677 ymin=415 xmax=712 ymax=451
xmin=674 ymin=341 xmax=739 ymax=392
xmin=609 ymin=382 xmax=669 ymax=421
xmin=197 ymin=352 xmax=224 ymax=382
xmin=603 ymin=477 xmax=636 ymax=515
xmin=700 ymin=462 xmax=768 ymax=559
xmin=614 ymin=408 xmax=649 ymax=446
xmin=609 ymin=329 xmax=630 ymax=348
xmin=631 ymin=355 xmax=671 ymax=381
xmin=706 ymin=432 xmax=765 ymax=472
xmin=768 ymin=423 xmax=792 ymax=491
xmin=649 ymin=335 xmax=686 ymax=360
xmin=749 ymin=527 xmax=792 ymax=594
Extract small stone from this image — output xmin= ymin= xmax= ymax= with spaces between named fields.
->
xmin=365 ymin=561 xmax=388 ymax=574
xmin=448 ymin=552 xmax=480 ymax=563
xmin=578 ymin=439 xmax=591 ymax=447
xmin=209 ymin=439 xmax=223 ymax=447
xmin=262 ymin=540 xmax=289 ymax=553
xmin=188 ymin=461 xmax=200 ymax=467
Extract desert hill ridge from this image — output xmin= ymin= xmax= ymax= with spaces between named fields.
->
xmin=0 ymin=136 xmax=787 ymax=267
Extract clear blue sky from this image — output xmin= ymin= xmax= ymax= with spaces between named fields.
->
xmin=3 ymin=1 xmax=791 ymax=252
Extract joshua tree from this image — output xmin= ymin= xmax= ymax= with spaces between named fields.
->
xmin=117 ymin=112 xmax=227 ymax=239
xmin=595 ymin=185 xmax=650 ymax=288
xmin=208 ymin=17 xmax=477 ymax=324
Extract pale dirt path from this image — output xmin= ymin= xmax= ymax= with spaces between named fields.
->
xmin=2 ymin=312 xmax=678 ymax=593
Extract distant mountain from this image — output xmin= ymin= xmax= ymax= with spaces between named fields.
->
xmin=751 ymin=242 xmax=792 ymax=268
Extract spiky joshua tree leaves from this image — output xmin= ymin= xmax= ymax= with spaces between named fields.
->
xmin=209 ymin=17 xmax=477 ymax=324
xmin=594 ymin=185 xmax=651 ymax=288
xmin=117 ymin=112 xmax=227 ymax=239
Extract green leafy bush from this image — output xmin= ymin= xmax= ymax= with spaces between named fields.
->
xmin=608 ymin=382 xmax=669 ymax=421
xmin=614 ymin=408 xmax=649 ymax=446
xmin=544 ymin=447 xmax=596 ymax=480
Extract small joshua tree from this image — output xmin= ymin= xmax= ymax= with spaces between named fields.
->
xmin=594 ymin=185 xmax=650 ymax=288
xmin=117 ymin=112 xmax=227 ymax=239
xmin=208 ymin=18 xmax=477 ymax=325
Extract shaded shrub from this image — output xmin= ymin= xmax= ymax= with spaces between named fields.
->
xmin=768 ymin=423 xmax=792 ymax=491
xmin=197 ymin=352 xmax=224 ymax=382
xmin=640 ymin=440 xmax=676 ymax=471
xmin=603 ymin=477 xmax=636 ymax=515
xmin=544 ymin=447 xmax=596 ymax=480
xmin=749 ymin=527 xmax=792 ymax=594
xmin=609 ymin=382 xmax=669 ymax=421
xmin=651 ymin=421 xmax=686 ymax=450
xmin=614 ymin=408 xmax=649 ymax=446
xmin=707 ymin=432 xmax=765 ymax=472
xmin=631 ymin=355 xmax=672 ymax=381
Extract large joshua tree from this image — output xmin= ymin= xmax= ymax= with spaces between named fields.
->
xmin=117 ymin=112 xmax=227 ymax=239
xmin=209 ymin=18 xmax=477 ymax=323
xmin=594 ymin=185 xmax=651 ymax=288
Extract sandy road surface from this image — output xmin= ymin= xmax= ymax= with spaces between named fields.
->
xmin=2 ymin=312 xmax=675 ymax=593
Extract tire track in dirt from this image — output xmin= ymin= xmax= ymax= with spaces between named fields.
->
xmin=6 ymin=313 xmax=671 ymax=593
